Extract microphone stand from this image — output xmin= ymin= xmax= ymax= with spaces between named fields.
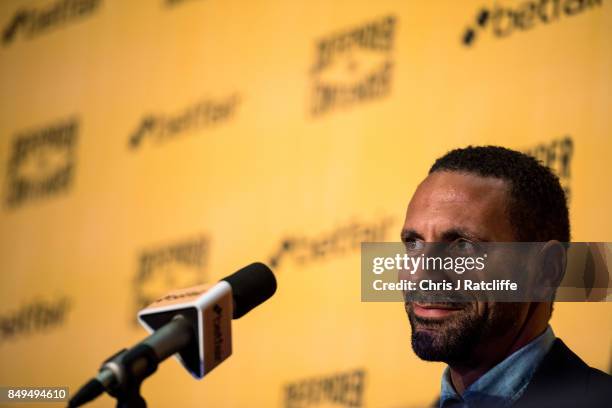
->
xmin=70 ymin=345 xmax=156 ymax=408
xmin=70 ymin=316 xmax=193 ymax=408
xmin=109 ymin=381 xmax=147 ymax=408
xmin=106 ymin=344 xmax=159 ymax=408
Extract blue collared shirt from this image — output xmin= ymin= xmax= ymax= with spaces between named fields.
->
xmin=439 ymin=326 xmax=556 ymax=408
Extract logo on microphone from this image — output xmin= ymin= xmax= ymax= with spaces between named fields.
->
xmin=203 ymin=295 xmax=232 ymax=372
xmin=133 ymin=236 xmax=209 ymax=323
xmin=523 ymin=135 xmax=573 ymax=202
xmin=2 ymin=0 xmax=101 ymax=46
xmin=461 ymin=0 xmax=602 ymax=47
xmin=284 ymin=368 xmax=366 ymax=408
xmin=5 ymin=117 xmax=79 ymax=209
xmin=153 ymin=288 xmax=207 ymax=303
xmin=128 ymin=94 xmax=241 ymax=150
xmin=268 ymin=217 xmax=395 ymax=269
xmin=309 ymin=15 xmax=396 ymax=117
xmin=212 ymin=304 xmax=223 ymax=362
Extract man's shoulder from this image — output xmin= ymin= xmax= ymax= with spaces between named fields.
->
xmin=514 ymin=338 xmax=612 ymax=408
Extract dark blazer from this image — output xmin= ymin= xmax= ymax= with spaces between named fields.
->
xmin=433 ymin=338 xmax=612 ymax=407
xmin=512 ymin=338 xmax=612 ymax=407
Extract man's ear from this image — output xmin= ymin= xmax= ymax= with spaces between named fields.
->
xmin=535 ymin=240 xmax=567 ymax=300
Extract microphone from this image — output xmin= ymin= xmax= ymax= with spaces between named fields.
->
xmin=68 ymin=262 xmax=276 ymax=408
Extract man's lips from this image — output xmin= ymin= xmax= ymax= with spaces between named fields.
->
xmin=411 ymin=302 xmax=465 ymax=319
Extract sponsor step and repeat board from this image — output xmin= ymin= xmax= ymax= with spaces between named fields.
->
xmin=0 ymin=0 xmax=611 ymax=407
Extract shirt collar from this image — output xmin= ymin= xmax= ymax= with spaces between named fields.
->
xmin=440 ymin=326 xmax=556 ymax=408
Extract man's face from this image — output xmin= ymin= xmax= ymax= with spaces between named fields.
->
xmin=402 ymin=171 xmax=530 ymax=363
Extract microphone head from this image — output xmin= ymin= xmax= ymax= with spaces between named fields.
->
xmin=222 ymin=262 xmax=277 ymax=319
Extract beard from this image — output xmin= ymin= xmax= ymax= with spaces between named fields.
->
xmin=407 ymin=302 xmax=521 ymax=364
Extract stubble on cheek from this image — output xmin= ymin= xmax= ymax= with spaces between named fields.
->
xmin=407 ymin=303 xmax=486 ymax=362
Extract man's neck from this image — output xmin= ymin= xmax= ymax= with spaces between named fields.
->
xmin=448 ymin=305 xmax=549 ymax=395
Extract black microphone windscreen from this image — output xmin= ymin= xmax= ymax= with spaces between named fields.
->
xmin=222 ymin=262 xmax=277 ymax=319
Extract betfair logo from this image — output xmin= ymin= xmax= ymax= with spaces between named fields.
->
xmin=462 ymin=9 xmax=491 ymax=46
xmin=154 ymin=289 xmax=204 ymax=303
xmin=0 ymin=296 xmax=72 ymax=343
xmin=128 ymin=95 xmax=240 ymax=150
xmin=2 ymin=10 xmax=28 ymax=45
xmin=165 ymin=0 xmax=203 ymax=7
xmin=462 ymin=0 xmax=602 ymax=47
xmin=212 ymin=304 xmax=223 ymax=361
xmin=2 ymin=0 xmax=101 ymax=46
xmin=268 ymin=217 xmax=395 ymax=269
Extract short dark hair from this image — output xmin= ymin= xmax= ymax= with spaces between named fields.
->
xmin=429 ymin=145 xmax=570 ymax=242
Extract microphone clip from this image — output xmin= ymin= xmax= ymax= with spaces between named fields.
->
xmin=105 ymin=344 xmax=158 ymax=408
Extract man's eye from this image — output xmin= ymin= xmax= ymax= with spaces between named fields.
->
xmin=449 ymin=239 xmax=478 ymax=255
xmin=404 ymin=239 xmax=425 ymax=252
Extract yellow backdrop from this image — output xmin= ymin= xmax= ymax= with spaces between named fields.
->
xmin=0 ymin=0 xmax=610 ymax=407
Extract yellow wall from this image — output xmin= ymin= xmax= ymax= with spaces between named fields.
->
xmin=0 ymin=0 xmax=610 ymax=407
